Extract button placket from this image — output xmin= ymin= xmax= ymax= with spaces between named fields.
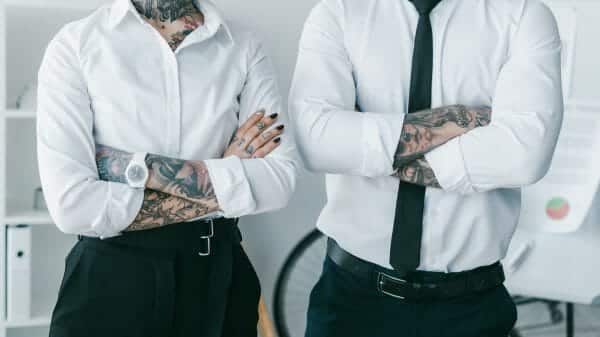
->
xmin=163 ymin=50 xmax=182 ymax=155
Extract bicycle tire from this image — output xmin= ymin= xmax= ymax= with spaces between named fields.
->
xmin=273 ymin=229 xmax=325 ymax=337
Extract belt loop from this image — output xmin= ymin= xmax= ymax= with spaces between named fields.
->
xmin=198 ymin=219 xmax=214 ymax=257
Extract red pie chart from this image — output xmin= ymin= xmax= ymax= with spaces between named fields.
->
xmin=546 ymin=197 xmax=570 ymax=220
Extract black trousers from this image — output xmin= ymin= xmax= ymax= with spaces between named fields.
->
xmin=305 ymin=258 xmax=517 ymax=337
xmin=49 ymin=219 xmax=261 ymax=337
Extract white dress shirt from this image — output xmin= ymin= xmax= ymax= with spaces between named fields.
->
xmin=290 ymin=0 xmax=563 ymax=272
xmin=37 ymin=0 xmax=299 ymax=238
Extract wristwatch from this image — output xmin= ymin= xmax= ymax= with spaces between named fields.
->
xmin=125 ymin=152 xmax=149 ymax=189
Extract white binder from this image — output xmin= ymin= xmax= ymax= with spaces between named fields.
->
xmin=6 ymin=225 xmax=32 ymax=321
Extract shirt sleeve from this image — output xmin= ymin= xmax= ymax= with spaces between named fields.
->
xmin=204 ymin=34 xmax=300 ymax=218
xmin=425 ymin=0 xmax=564 ymax=194
xmin=289 ymin=0 xmax=405 ymax=178
xmin=37 ymin=27 xmax=144 ymax=237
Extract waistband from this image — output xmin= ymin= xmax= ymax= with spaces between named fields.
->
xmin=79 ymin=218 xmax=241 ymax=251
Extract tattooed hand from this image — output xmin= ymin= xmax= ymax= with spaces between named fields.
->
xmin=224 ymin=110 xmax=284 ymax=159
xmin=393 ymin=105 xmax=491 ymax=168
xmin=393 ymin=158 xmax=441 ymax=188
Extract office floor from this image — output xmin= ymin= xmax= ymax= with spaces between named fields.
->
xmin=516 ymin=303 xmax=600 ymax=337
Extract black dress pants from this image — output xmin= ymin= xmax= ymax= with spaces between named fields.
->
xmin=305 ymin=258 xmax=517 ymax=337
xmin=48 ymin=219 xmax=261 ymax=337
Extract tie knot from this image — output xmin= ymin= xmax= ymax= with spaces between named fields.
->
xmin=410 ymin=0 xmax=441 ymax=16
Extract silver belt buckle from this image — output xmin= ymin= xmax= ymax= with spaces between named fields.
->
xmin=377 ymin=272 xmax=407 ymax=300
xmin=198 ymin=219 xmax=215 ymax=256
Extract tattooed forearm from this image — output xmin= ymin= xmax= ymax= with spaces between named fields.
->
xmin=96 ymin=145 xmax=133 ymax=184
xmin=125 ymin=190 xmax=218 ymax=231
xmin=95 ymin=144 xmax=219 ymax=207
xmin=393 ymin=158 xmax=441 ymax=188
xmin=393 ymin=105 xmax=491 ymax=169
xmin=145 ymin=154 xmax=218 ymax=204
xmin=95 ymin=144 xmax=218 ymax=231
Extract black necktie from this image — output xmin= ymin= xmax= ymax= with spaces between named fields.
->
xmin=390 ymin=0 xmax=442 ymax=273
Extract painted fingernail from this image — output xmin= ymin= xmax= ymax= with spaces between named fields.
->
xmin=269 ymin=113 xmax=279 ymax=119
xmin=276 ymin=125 xmax=285 ymax=130
xmin=274 ymin=137 xmax=282 ymax=143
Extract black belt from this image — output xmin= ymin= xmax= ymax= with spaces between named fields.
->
xmin=78 ymin=218 xmax=241 ymax=256
xmin=327 ymin=239 xmax=505 ymax=301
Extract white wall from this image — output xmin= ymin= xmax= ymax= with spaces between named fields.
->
xmin=214 ymin=0 xmax=326 ymax=312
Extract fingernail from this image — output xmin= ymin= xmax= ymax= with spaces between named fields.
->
xmin=269 ymin=113 xmax=279 ymax=119
xmin=274 ymin=137 xmax=282 ymax=143
xmin=256 ymin=110 xmax=265 ymax=115
xmin=276 ymin=125 xmax=285 ymax=130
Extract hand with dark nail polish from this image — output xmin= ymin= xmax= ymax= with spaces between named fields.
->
xmin=224 ymin=111 xmax=285 ymax=159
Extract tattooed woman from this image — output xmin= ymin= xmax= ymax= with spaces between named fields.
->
xmin=37 ymin=1 xmax=299 ymax=336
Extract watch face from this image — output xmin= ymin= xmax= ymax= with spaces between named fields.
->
xmin=127 ymin=165 xmax=146 ymax=183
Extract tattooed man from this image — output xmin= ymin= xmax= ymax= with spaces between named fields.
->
xmin=290 ymin=0 xmax=563 ymax=336
xmin=37 ymin=0 xmax=298 ymax=336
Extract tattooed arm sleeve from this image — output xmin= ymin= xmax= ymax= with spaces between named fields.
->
xmin=125 ymin=190 xmax=213 ymax=231
xmin=96 ymin=145 xmax=220 ymax=230
xmin=393 ymin=105 xmax=491 ymax=170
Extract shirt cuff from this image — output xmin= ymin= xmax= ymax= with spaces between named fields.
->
xmin=425 ymin=137 xmax=474 ymax=194
xmin=205 ymin=156 xmax=256 ymax=218
xmin=103 ymin=182 xmax=145 ymax=238
xmin=361 ymin=113 xmax=406 ymax=177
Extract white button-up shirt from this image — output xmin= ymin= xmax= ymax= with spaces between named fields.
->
xmin=290 ymin=0 xmax=563 ymax=272
xmin=37 ymin=0 xmax=299 ymax=238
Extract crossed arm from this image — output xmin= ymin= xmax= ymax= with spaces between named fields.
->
xmin=95 ymin=112 xmax=283 ymax=232
xmin=95 ymin=146 xmax=219 ymax=231
xmin=392 ymin=105 xmax=491 ymax=188
xmin=98 ymin=102 xmax=478 ymax=232
xmin=291 ymin=0 xmax=562 ymax=194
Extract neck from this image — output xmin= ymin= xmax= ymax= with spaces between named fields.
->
xmin=132 ymin=0 xmax=198 ymax=22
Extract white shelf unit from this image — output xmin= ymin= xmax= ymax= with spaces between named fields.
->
xmin=0 ymin=1 xmax=108 ymax=336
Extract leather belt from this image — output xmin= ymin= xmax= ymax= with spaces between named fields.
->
xmin=78 ymin=218 xmax=241 ymax=256
xmin=327 ymin=239 xmax=505 ymax=301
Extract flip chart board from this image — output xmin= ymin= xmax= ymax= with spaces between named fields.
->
xmin=506 ymin=0 xmax=600 ymax=305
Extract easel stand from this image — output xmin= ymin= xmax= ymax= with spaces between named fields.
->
xmin=566 ymin=302 xmax=574 ymax=337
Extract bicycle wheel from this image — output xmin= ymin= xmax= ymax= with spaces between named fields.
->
xmin=273 ymin=229 xmax=327 ymax=337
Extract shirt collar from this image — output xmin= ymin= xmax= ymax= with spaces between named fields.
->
xmin=107 ymin=0 xmax=234 ymax=44
xmin=107 ymin=0 xmax=134 ymax=28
